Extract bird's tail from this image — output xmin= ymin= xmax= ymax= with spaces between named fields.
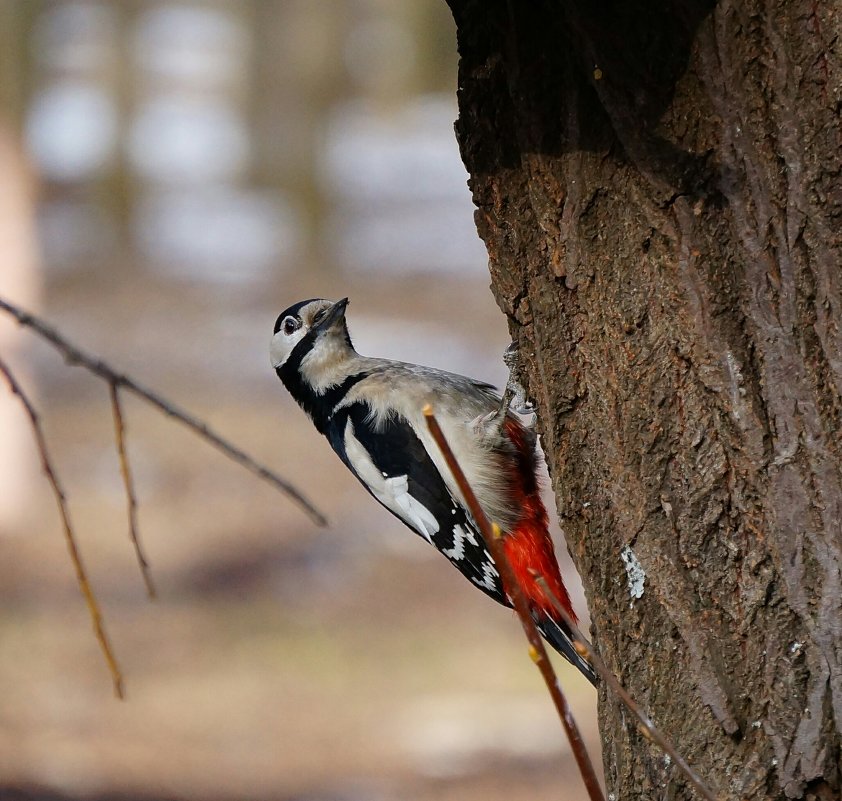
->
xmin=536 ymin=614 xmax=598 ymax=687
xmin=501 ymin=507 xmax=599 ymax=686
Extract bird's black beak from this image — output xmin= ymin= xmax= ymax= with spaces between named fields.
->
xmin=317 ymin=297 xmax=349 ymax=331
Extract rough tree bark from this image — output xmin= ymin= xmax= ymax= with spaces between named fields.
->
xmin=445 ymin=2 xmax=841 ymax=799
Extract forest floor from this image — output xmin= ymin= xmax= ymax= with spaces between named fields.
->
xmin=0 ymin=269 xmax=599 ymax=801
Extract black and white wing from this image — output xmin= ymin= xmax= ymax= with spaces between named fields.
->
xmin=326 ymin=401 xmax=505 ymax=604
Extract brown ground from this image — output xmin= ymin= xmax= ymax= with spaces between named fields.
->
xmin=0 ymin=270 xmax=600 ymax=801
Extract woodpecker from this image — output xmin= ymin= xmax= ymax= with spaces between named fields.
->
xmin=270 ymin=297 xmax=596 ymax=685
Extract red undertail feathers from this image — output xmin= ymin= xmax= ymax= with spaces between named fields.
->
xmin=501 ymin=420 xmax=598 ymax=685
xmin=501 ymin=417 xmax=577 ymax=623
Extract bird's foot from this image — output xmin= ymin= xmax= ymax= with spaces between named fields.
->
xmin=501 ymin=342 xmax=535 ymax=417
xmin=471 ymin=343 xmax=535 ymax=442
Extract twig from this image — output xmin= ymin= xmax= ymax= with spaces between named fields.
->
xmin=533 ymin=576 xmax=720 ymax=801
xmin=423 ymin=405 xmax=605 ymax=801
xmin=110 ymin=383 xmax=156 ymax=599
xmin=0 ymin=356 xmax=125 ymax=699
xmin=0 ymin=296 xmax=327 ymax=526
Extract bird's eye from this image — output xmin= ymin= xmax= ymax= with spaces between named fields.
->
xmin=282 ymin=317 xmax=299 ymax=336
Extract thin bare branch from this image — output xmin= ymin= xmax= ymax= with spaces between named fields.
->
xmin=533 ymin=576 xmax=720 ymax=801
xmin=0 ymin=296 xmax=327 ymax=526
xmin=0 ymin=356 xmax=125 ymax=699
xmin=423 ymin=405 xmax=605 ymax=801
xmin=109 ymin=382 xmax=155 ymax=599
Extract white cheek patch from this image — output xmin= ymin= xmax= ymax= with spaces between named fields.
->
xmin=343 ymin=419 xmax=439 ymax=543
xmin=269 ymin=329 xmax=305 ymax=368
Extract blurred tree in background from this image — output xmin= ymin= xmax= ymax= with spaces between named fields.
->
xmin=7 ymin=0 xmax=486 ymax=281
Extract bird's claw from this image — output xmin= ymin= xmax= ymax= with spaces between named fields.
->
xmin=501 ymin=342 xmax=535 ymax=417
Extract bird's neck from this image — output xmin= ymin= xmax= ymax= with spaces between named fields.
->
xmin=278 ymin=337 xmax=366 ymax=434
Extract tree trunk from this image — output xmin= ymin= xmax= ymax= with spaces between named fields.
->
xmin=445 ymin=1 xmax=842 ymax=799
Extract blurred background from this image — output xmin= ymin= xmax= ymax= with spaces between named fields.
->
xmin=0 ymin=2 xmax=599 ymax=800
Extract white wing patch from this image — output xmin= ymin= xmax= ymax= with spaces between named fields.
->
xmin=343 ymin=418 xmax=439 ymax=543
xmin=389 ymin=474 xmax=439 ymax=543
xmin=441 ymin=524 xmax=467 ymax=560
xmin=440 ymin=523 xmax=480 ymax=560
xmin=471 ymin=559 xmax=500 ymax=592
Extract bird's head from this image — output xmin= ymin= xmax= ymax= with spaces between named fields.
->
xmin=270 ymin=297 xmax=354 ymax=384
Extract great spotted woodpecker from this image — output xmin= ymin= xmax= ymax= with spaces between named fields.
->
xmin=270 ymin=297 xmax=596 ymax=685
